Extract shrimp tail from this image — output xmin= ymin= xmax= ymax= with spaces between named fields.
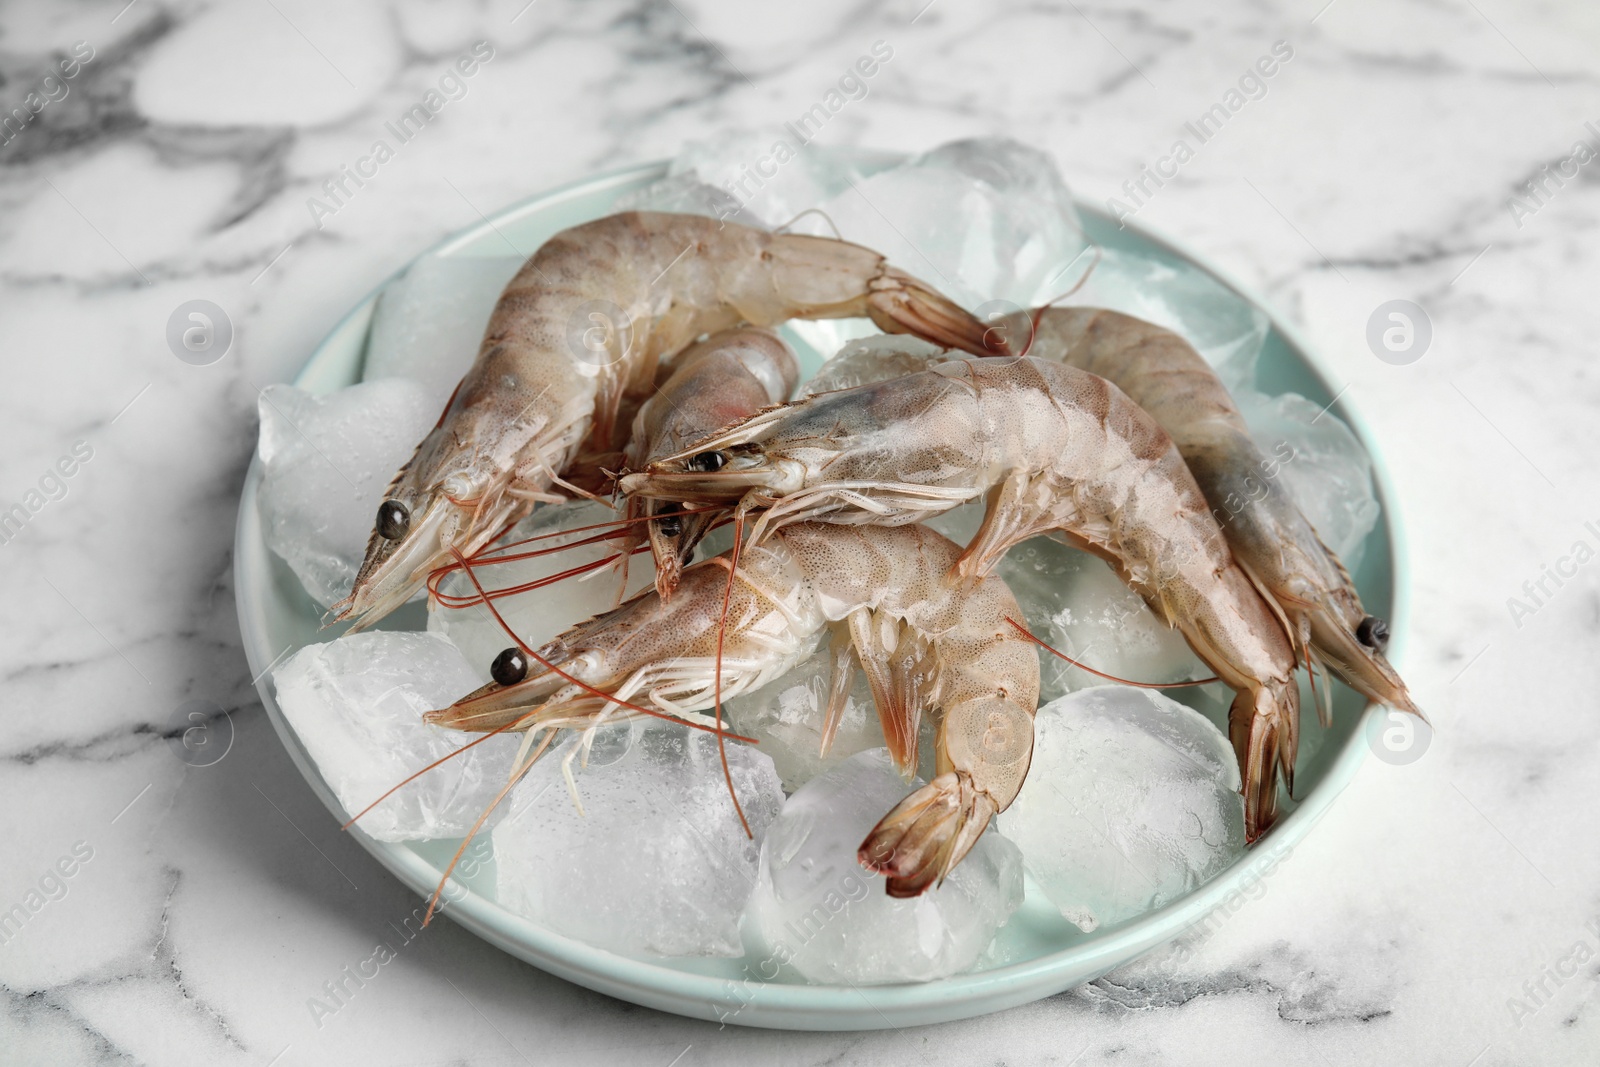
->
xmin=1229 ymin=680 xmax=1299 ymax=841
xmin=867 ymin=267 xmax=1008 ymax=357
xmin=761 ymin=232 xmax=1004 ymax=357
xmin=858 ymin=771 xmax=998 ymax=898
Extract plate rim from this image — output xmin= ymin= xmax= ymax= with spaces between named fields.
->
xmin=234 ymin=157 xmax=1410 ymax=1030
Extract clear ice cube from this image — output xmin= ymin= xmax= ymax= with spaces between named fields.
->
xmin=798 ymin=137 xmax=1086 ymax=312
xmin=721 ymin=636 xmax=886 ymax=792
xmin=742 ymin=749 xmax=1024 ymax=985
xmin=493 ymin=724 xmax=785 ymax=958
xmin=998 ymin=686 xmax=1245 ymax=932
xmin=925 ymin=505 xmax=1207 ymax=705
xmin=256 ymin=379 xmax=437 ymax=608
xmin=614 ymin=171 xmax=765 ymax=229
xmin=666 ymin=129 xmax=868 ymax=228
xmin=272 ymin=631 xmax=520 ymax=842
xmin=427 ymin=500 xmax=656 ymax=683
xmin=1237 ymin=390 xmax=1381 ymax=565
xmin=363 ymin=254 xmax=524 ymax=409
xmin=1061 ymin=247 xmax=1269 ymax=392
xmin=784 ymin=137 xmax=1088 ymax=362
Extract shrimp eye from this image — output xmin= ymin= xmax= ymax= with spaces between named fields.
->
xmin=376 ymin=500 xmax=410 ymax=541
xmin=1356 ymin=616 xmax=1390 ymax=651
xmin=490 ymin=647 xmax=528 ymax=687
xmin=654 ymin=505 xmax=683 ymax=538
xmin=687 ymin=450 xmax=728 ymax=473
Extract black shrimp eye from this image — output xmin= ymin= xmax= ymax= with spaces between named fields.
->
xmin=654 ymin=507 xmax=683 ymax=538
xmin=686 ymin=450 xmax=728 ymax=473
xmin=490 ymin=647 xmax=529 ymax=687
xmin=376 ymin=500 xmax=410 ymax=541
xmin=1356 ymin=615 xmax=1390 ymax=652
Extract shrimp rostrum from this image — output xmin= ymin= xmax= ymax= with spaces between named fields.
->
xmin=622 ymin=356 xmax=1302 ymax=839
xmin=429 ymin=522 xmax=1040 ymax=898
xmin=337 ymin=211 xmax=1006 ymax=627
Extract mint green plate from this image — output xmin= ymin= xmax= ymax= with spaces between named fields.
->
xmin=235 ymin=158 xmax=1408 ymax=1030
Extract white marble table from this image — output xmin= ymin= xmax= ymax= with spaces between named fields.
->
xmin=2 ymin=1 xmax=1595 ymax=1063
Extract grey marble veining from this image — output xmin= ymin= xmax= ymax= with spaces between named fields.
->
xmin=1 ymin=0 xmax=1597 ymax=1064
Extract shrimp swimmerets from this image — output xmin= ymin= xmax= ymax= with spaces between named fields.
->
xmin=620 ymin=355 xmax=1300 ymax=838
xmin=336 ymin=210 xmax=1004 ymax=628
xmin=1026 ymin=307 xmax=1418 ymax=720
xmin=428 ymin=522 xmax=1040 ymax=897
xmin=620 ymin=326 xmax=798 ymax=600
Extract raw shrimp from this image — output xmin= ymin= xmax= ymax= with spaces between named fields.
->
xmin=794 ymin=311 xmax=1420 ymax=720
xmin=621 ymin=326 xmax=798 ymax=600
xmin=336 ymin=210 xmax=1004 ymax=627
xmin=621 ymin=356 xmax=1300 ymax=838
xmin=1026 ymin=307 xmax=1418 ymax=719
xmin=428 ymin=522 xmax=1040 ymax=897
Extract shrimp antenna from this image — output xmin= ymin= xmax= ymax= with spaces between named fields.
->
xmin=447 ymin=545 xmax=756 ymax=741
xmin=776 ymin=207 xmax=844 ymax=241
xmin=445 ymin=503 xmax=726 ymax=567
xmin=429 ymin=550 xmax=635 ymax=608
xmin=1019 ymin=245 xmax=1107 ymax=358
xmin=422 ymin=728 xmax=561 ymax=926
xmin=340 ymin=707 xmax=546 ymax=831
xmin=1004 ymin=618 xmax=1220 ymax=689
xmin=712 ymin=505 xmax=754 ymax=838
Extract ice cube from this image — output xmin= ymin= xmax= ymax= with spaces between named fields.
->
xmin=1237 ymin=390 xmax=1381 ymax=565
xmin=1061 ymin=247 xmax=1269 ymax=393
xmin=783 ymin=138 xmax=1088 ymax=362
xmin=667 ymin=130 xmax=868 ymax=229
xmin=924 ymin=505 xmax=1206 ymax=705
xmin=493 ymin=724 xmax=784 ymax=957
xmin=363 ymin=254 xmax=524 ymax=408
xmin=427 ymin=500 xmax=656 ymax=682
xmin=256 ymin=379 xmax=436 ymax=608
xmin=998 ymin=686 xmax=1245 ymax=932
xmin=272 ymin=631 xmax=521 ymax=842
xmin=798 ymin=137 xmax=1086 ymax=311
xmin=742 ymin=749 xmax=1024 ymax=984
xmin=614 ymin=171 xmax=765 ymax=229
xmin=721 ymin=636 xmax=886 ymax=792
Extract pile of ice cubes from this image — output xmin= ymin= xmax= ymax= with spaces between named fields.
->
xmin=257 ymin=136 xmax=1382 ymax=983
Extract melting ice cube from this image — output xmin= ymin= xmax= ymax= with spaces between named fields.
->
xmin=721 ymin=637 xmax=887 ymax=792
xmin=925 ymin=504 xmax=1207 ymax=705
xmin=427 ymin=500 xmax=655 ymax=683
xmin=273 ymin=631 xmax=519 ymax=842
xmin=256 ymin=379 xmax=436 ymax=609
xmin=998 ymin=686 xmax=1245 ymax=932
xmin=1061 ymin=247 xmax=1269 ymax=393
xmin=363 ymin=254 xmax=524 ymax=408
xmin=742 ymin=749 xmax=1024 ymax=984
xmin=1237 ymin=389 xmax=1381 ymax=565
xmin=493 ymin=724 xmax=784 ymax=958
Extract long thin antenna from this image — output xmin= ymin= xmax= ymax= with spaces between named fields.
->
xmin=1005 ymin=618 xmax=1220 ymax=689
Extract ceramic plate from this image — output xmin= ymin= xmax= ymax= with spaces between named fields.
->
xmin=234 ymin=158 xmax=1408 ymax=1030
